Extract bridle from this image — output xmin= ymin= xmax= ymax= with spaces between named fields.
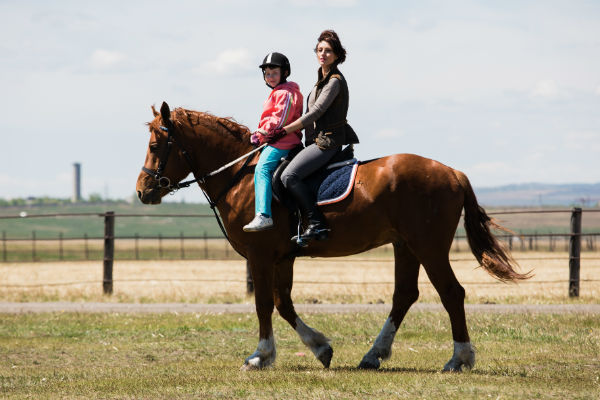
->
xmin=141 ymin=123 xmax=265 ymax=240
xmin=141 ymin=125 xmax=201 ymax=192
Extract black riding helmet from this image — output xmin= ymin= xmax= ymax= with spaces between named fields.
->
xmin=259 ymin=52 xmax=290 ymax=88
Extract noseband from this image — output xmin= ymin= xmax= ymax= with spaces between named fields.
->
xmin=141 ymin=125 xmax=202 ymax=192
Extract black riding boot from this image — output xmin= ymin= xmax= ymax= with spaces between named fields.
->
xmin=285 ymin=177 xmax=329 ymax=241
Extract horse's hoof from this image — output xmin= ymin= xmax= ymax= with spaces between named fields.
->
xmin=241 ymin=354 xmax=271 ymax=371
xmin=358 ymin=357 xmax=380 ymax=370
xmin=317 ymin=345 xmax=333 ymax=368
xmin=442 ymin=360 xmax=463 ymax=372
xmin=240 ymin=362 xmax=258 ymax=371
xmin=443 ymin=342 xmax=474 ymax=372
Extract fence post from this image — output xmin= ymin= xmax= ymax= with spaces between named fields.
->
xmin=246 ymin=260 xmax=254 ymax=294
xmin=2 ymin=231 xmax=6 ymax=262
xmin=32 ymin=230 xmax=36 ymax=262
xmin=520 ymin=231 xmax=524 ymax=251
xmin=569 ymin=207 xmax=582 ymax=297
xmin=84 ymin=233 xmax=89 ymax=260
xmin=103 ymin=211 xmax=115 ymax=295
xmin=158 ymin=233 xmax=163 ymax=259
xmin=180 ymin=231 xmax=185 ymax=260
xmin=59 ymin=232 xmax=63 ymax=261
xmin=135 ymin=233 xmax=139 ymax=260
xmin=204 ymin=231 xmax=208 ymax=259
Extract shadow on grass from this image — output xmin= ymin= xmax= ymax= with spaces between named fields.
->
xmin=286 ymin=365 xmax=441 ymax=374
xmin=288 ymin=364 xmax=517 ymax=377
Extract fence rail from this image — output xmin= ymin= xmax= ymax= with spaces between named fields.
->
xmin=1 ymin=208 xmax=599 ymax=297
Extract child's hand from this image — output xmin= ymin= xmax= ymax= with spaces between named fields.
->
xmin=250 ymin=131 xmax=262 ymax=146
xmin=265 ymin=127 xmax=286 ymax=143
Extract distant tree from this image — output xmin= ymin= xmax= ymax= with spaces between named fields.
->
xmin=88 ymin=193 xmax=103 ymax=203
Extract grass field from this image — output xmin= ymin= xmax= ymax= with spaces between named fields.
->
xmin=2 ymin=246 xmax=599 ymax=398
xmin=1 ymin=311 xmax=598 ymax=399
xmin=2 ymin=203 xmax=600 ymax=241
xmin=1 ymin=251 xmax=599 ymax=304
xmin=0 ymin=202 xmax=221 ymax=239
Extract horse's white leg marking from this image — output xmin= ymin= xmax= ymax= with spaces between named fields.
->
xmin=242 ymin=334 xmax=276 ymax=370
xmin=360 ymin=317 xmax=397 ymax=368
xmin=443 ymin=341 xmax=475 ymax=372
xmin=295 ymin=317 xmax=331 ymax=358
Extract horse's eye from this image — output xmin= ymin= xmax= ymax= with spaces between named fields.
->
xmin=149 ymin=143 xmax=159 ymax=153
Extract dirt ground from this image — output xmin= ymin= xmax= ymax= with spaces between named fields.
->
xmin=1 ymin=251 xmax=599 ymax=304
xmin=1 ymin=301 xmax=599 ymax=314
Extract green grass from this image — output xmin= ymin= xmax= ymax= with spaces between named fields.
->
xmin=0 ymin=202 xmax=222 ymax=239
xmin=1 ymin=311 xmax=598 ymax=399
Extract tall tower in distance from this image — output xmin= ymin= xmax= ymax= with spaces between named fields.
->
xmin=72 ymin=163 xmax=81 ymax=203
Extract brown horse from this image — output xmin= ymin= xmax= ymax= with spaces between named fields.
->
xmin=136 ymin=102 xmax=529 ymax=371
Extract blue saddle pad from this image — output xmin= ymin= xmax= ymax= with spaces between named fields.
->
xmin=313 ymin=159 xmax=359 ymax=205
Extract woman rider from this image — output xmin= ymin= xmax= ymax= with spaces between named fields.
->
xmin=271 ymin=30 xmax=359 ymax=243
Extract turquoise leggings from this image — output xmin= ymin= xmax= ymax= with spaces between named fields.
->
xmin=254 ymin=145 xmax=290 ymax=217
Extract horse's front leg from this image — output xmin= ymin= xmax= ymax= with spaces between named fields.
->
xmin=241 ymin=257 xmax=276 ymax=370
xmin=273 ymin=257 xmax=333 ymax=368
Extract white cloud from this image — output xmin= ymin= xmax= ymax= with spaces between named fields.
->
xmin=290 ymin=0 xmax=357 ymax=6
xmin=531 ymin=80 xmax=559 ymax=98
xmin=0 ymin=172 xmax=71 ymax=198
xmin=564 ymin=131 xmax=600 ymax=151
xmin=596 ymin=85 xmax=600 ymax=95
xmin=89 ymin=49 xmax=125 ymax=70
xmin=469 ymin=162 xmax=509 ymax=174
xmin=201 ymin=48 xmax=252 ymax=75
xmin=375 ymin=128 xmax=403 ymax=138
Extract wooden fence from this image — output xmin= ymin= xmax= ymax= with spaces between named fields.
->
xmin=1 ymin=208 xmax=599 ymax=297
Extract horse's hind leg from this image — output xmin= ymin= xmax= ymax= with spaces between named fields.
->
xmin=359 ymin=241 xmax=420 ymax=369
xmin=421 ymin=254 xmax=475 ymax=372
xmin=273 ymin=257 xmax=333 ymax=368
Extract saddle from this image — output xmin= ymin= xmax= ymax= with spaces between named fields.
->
xmin=271 ymin=144 xmax=358 ymax=212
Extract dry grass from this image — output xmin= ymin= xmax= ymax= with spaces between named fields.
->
xmin=1 ymin=251 xmax=598 ymax=304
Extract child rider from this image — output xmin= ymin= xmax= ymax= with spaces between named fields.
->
xmin=243 ymin=52 xmax=304 ymax=232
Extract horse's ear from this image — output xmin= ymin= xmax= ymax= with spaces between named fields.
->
xmin=151 ymin=104 xmax=159 ymax=117
xmin=160 ymin=101 xmax=171 ymax=123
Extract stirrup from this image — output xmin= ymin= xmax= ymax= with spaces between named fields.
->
xmin=291 ymin=220 xmax=309 ymax=247
xmin=291 ymin=224 xmax=329 ymax=247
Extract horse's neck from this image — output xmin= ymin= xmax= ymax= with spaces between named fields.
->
xmin=186 ymin=125 xmax=253 ymax=205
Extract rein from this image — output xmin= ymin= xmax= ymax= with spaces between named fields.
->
xmin=141 ymin=124 xmax=266 ymax=240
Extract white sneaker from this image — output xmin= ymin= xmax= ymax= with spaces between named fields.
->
xmin=243 ymin=214 xmax=274 ymax=232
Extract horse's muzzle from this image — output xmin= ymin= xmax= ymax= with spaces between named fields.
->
xmin=137 ymin=188 xmax=162 ymax=204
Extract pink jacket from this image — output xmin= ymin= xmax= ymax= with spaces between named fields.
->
xmin=256 ymin=81 xmax=303 ymax=150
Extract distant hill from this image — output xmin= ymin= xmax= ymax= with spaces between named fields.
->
xmin=474 ymin=183 xmax=600 ymax=207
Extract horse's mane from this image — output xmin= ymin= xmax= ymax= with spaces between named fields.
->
xmin=171 ymin=108 xmax=251 ymax=142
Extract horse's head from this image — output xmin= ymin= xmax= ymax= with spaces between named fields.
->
xmin=136 ymin=102 xmax=192 ymax=204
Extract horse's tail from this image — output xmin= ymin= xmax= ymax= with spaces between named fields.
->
xmin=454 ymin=170 xmax=532 ymax=282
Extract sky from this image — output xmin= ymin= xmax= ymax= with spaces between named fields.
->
xmin=1 ymin=0 xmax=599 ymax=203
